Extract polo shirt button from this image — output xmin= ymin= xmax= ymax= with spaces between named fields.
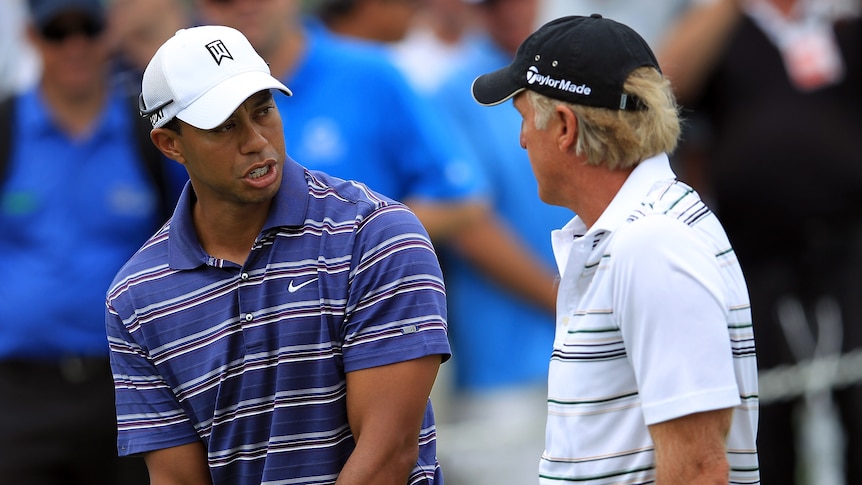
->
xmin=244 ymin=313 xmax=253 ymax=322
xmin=241 ymin=272 xmax=249 ymax=281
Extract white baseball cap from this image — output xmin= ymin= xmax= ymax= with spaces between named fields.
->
xmin=139 ymin=25 xmax=292 ymax=130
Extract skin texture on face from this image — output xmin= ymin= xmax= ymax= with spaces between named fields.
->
xmin=513 ymin=93 xmax=568 ymax=208
xmin=155 ymin=91 xmax=287 ymax=211
xmin=513 ymin=93 xmax=635 ymax=226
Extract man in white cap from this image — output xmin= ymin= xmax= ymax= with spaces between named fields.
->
xmin=107 ymin=24 xmax=450 ymax=484
xmin=471 ymin=14 xmax=760 ymax=484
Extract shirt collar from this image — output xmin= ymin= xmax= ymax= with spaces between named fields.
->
xmin=168 ymin=157 xmax=311 ymax=270
xmin=579 ymin=152 xmax=675 ymax=237
xmin=551 ymin=153 xmax=675 ymax=274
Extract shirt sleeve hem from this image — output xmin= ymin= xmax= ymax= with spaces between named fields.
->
xmin=641 ymin=386 xmax=742 ymax=425
xmin=118 ymin=433 xmax=202 ymax=457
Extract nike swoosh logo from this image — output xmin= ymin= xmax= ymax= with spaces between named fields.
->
xmin=287 ymin=278 xmax=318 ymax=293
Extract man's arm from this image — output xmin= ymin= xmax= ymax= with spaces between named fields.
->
xmin=648 ymin=408 xmax=733 ymax=484
xmin=452 ymin=212 xmax=558 ymax=313
xmin=407 ymin=199 xmax=486 ymax=242
xmin=144 ymin=441 xmax=212 ymax=485
xmin=656 ymin=0 xmax=742 ymax=104
xmin=409 ymin=199 xmax=558 ymax=314
xmin=336 ymin=355 xmax=442 ymax=485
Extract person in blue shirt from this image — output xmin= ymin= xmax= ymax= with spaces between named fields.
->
xmin=427 ymin=1 xmax=572 ymax=482
xmin=0 ymin=0 xmax=184 ymax=482
xmin=433 ymin=0 xmax=569 ymax=390
xmin=114 ymin=24 xmax=449 ymax=483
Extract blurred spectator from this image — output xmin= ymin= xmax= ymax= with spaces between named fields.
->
xmin=391 ymin=0 xmax=483 ymax=95
xmin=316 ymin=0 xmax=420 ymax=42
xmin=316 ymin=0 xmax=482 ymax=95
xmin=659 ymin=0 xmax=862 ymax=483
xmin=538 ymin=0 xmax=692 ymax=49
xmin=105 ymin=0 xmax=192 ymax=87
xmin=0 ymin=0 xmax=185 ymax=482
xmin=425 ymin=1 xmax=571 ymax=483
xmin=0 ymin=0 xmax=40 ymax=100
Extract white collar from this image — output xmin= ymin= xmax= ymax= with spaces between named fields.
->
xmin=552 ymin=153 xmax=675 ymax=274
xmin=560 ymin=153 xmax=675 ymax=237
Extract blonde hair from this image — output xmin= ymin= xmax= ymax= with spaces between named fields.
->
xmin=527 ymin=67 xmax=680 ymax=170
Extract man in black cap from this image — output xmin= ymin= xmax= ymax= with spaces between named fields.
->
xmin=471 ymin=14 xmax=760 ymax=484
xmin=0 ymin=0 xmax=181 ymax=482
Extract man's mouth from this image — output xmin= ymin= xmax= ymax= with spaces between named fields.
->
xmin=248 ymin=165 xmax=270 ymax=179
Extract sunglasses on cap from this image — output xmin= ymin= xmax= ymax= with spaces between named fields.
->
xmin=40 ymin=17 xmax=104 ymax=43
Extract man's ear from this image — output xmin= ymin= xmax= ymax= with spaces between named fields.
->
xmin=554 ymin=104 xmax=578 ymax=152
xmin=555 ymin=104 xmax=578 ymax=152
xmin=150 ymin=128 xmax=186 ymax=165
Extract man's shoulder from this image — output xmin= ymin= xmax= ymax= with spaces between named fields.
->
xmin=305 ymin=169 xmax=396 ymax=208
xmin=610 ymin=180 xmax=732 ymax=263
xmin=302 ymin=169 xmax=425 ymax=229
xmin=107 ymin=226 xmax=172 ymax=300
xmin=630 ymin=179 xmax=711 ymax=223
xmin=300 ymin=170 xmax=427 ymax=241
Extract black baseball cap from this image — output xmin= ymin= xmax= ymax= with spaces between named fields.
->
xmin=472 ymin=14 xmax=659 ymax=110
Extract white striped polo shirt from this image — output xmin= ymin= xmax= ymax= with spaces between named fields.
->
xmin=541 ymin=154 xmax=759 ymax=484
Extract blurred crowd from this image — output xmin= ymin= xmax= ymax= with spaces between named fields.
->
xmin=1 ymin=0 xmax=860 ymax=484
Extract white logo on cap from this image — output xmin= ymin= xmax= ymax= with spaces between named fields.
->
xmin=149 ymin=110 xmax=165 ymax=127
xmin=206 ymin=40 xmax=233 ymax=65
xmin=526 ymin=66 xmax=540 ymax=84
xmin=526 ymin=66 xmax=592 ymax=96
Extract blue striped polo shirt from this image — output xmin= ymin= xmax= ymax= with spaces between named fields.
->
xmin=106 ymin=158 xmax=451 ymax=484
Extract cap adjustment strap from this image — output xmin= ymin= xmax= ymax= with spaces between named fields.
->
xmin=619 ymin=93 xmax=647 ymax=111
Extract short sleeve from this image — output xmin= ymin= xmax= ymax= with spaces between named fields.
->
xmin=609 ymin=215 xmax=742 ymax=425
xmin=339 ymin=204 xmax=451 ymax=373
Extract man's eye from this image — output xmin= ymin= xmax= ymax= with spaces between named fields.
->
xmin=212 ymin=122 xmax=235 ymax=133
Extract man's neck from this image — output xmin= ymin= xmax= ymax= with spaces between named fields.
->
xmin=571 ymin=164 xmax=633 ymax=230
xmin=192 ymin=198 xmax=272 ymax=267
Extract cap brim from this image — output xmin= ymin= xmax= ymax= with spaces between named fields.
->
xmin=471 ymin=65 xmax=525 ymax=107
xmin=177 ymin=70 xmax=292 ymax=130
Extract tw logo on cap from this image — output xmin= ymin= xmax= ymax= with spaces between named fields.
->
xmin=206 ymin=40 xmax=233 ymax=65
